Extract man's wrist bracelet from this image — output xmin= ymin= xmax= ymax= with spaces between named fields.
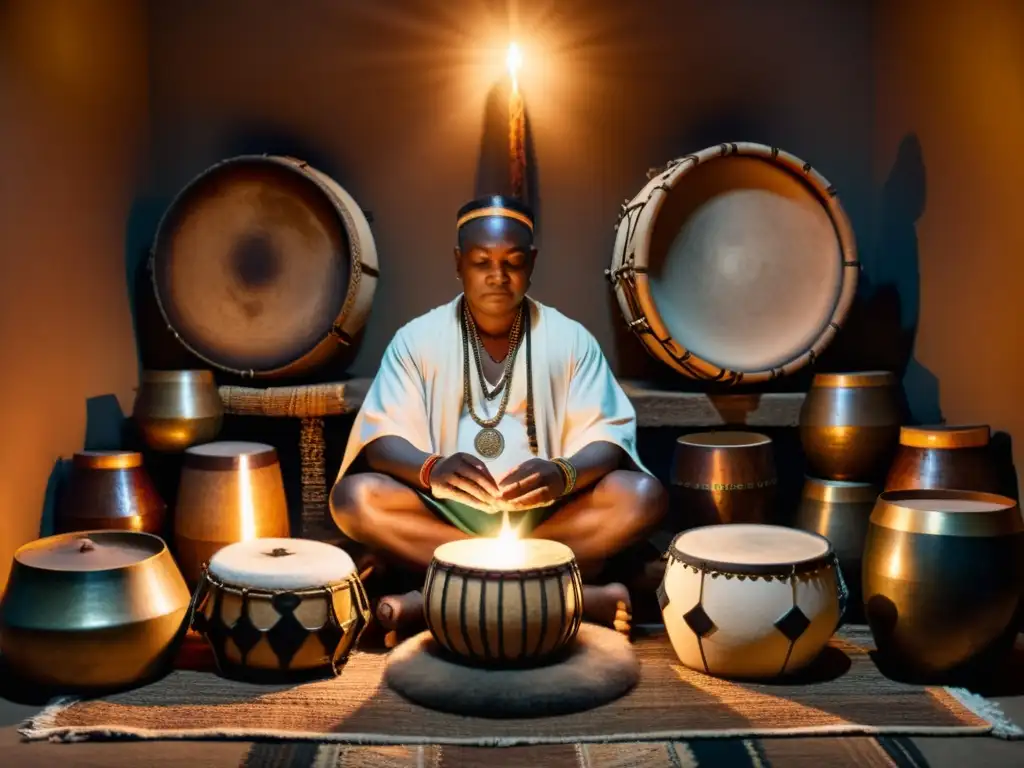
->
xmin=419 ymin=454 xmax=442 ymax=489
xmin=552 ymin=457 xmax=577 ymax=497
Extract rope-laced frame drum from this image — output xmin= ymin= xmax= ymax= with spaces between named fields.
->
xmin=150 ymin=155 xmax=378 ymax=379
xmin=609 ymin=142 xmax=858 ymax=384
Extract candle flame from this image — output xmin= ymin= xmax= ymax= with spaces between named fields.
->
xmin=491 ymin=509 xmax=525 ymax=567
xmin=506 ymin=42 xmax=523 ymax=92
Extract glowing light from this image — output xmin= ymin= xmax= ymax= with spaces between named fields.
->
xmin=490 ymin=510 xmax=526 ymax=568
xmin=506 ymin=42 xmax=523 ymax=92
xmin=237 ymin=455 xmax=257 ymax=541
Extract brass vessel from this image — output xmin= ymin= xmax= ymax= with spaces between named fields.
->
xmin=0 ymin=530 xmax=191 ymax=690
xmin=670 ymin=431 xmax=776 ymax=527
xmin=863 ymin=489 xmax=1024 ymax=680
xmin=132 ymin=369 xmax=224 ymax=452
xmin=794 ymin=477 xmax=878 ymax=622
xmin=799 ymin=371 xmax=901 ymax=481
xmin=884 ymin=425 xmax=999 ymax=493
xmin=174 ymin=441 xmax=290 ymax=585
xmin=56 ymin=451 xmax=166 ymax=535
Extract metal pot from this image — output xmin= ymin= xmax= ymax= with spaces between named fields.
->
xmin=863 ymin=489 xmax=1024 ymax=680
xmin=799 ymin=371 xmax=901 ymax=482
xmin=884 ymin=425 xmax=999 ymax=494
xmin=670 ymin=431 xmax=776 ymax=527
xmin=794 ymin=477 xmax=877 ymax=622
xmin=56 ymin=451 xmax=166 ymax=535
xmin=0 ymin=530 xmax=191 ymax=690
xmin=132 ymin=369 xmax=224 ymax=452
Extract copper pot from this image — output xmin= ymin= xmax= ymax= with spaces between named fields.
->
xmin=132 ymin=369 xmax=224 ymax=452
xmin=863 ymin=489 xmax=1024 ymax=681
xmin=56 ymin=451 xmax=166 ymax=535
xmin=794 ymin=477 xmax=877 ymax=622
xmin=670 ymin=431 xmax=776 ymax=527
xmin=0 ymin=530 xmax=191 ymax=690
xmin=799 ymin=371 xmax=901 ymax=481
xmin=173 ymin=441 xmax=290 ymax=586
xmin=884 ymin=425 xmax=999 ymax=494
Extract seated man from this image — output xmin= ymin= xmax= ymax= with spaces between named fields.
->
xmin=330 ymin=195 xmax=666 ymax=638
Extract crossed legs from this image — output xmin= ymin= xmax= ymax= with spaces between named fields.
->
xmin=330 ymin=469 xmax=667 ymax=638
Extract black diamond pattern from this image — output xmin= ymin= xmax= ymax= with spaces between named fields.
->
xmin=229 ymin=612 xmax=264 ymax=658
xmin=265 ymin=609 xmax=313 ymax=668
xmin=656 ymin=582 xmax=669 ymax=611
xmin=683 ymin=602 xmax=716 ymax=638
xmin=775 ymin=605 xmax=811 ymax=641
xmin=271 ymin=592 xmax=302 ymax=614
xmin=318 ymin=618 xmax=345 ymax=661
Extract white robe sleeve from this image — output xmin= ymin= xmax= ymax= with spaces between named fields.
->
xmin=560 ymin=328 xmax=647 ymax=473
xmin=337 ymin=328 xmax=431 ymax=479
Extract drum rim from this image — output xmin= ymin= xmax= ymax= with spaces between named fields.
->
xmin=612 ymin=141 xmax=859 ymax=384
xmin=182 ymin=441 xmax=279 ymax=470
xmin=667 ymin=524 xmax=835 ymax=577
xmin=200 ymin=567 xmax=362 ymax=596
xmin=870 ymin=489 xmax=1022 ymax=537
xmin=427 ymin=556 xmax=579 ymax=580
xmin=148 ymin=154 xmax=371 ymax=378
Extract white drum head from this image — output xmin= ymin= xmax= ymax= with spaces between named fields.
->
xmin=672 ymin=524 xmax=830 ymax=568
xmin=208 ymin=537 xmax=356 ymax=590
xmin=649 ymin=156 xmax=842 ymax=372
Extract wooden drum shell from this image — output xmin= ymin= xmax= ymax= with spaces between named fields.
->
xmin=193 ymin=569 xmax=370 ymax=680
xmin=150 ymin=155 xmax=378 ymax=379
xmin=423 ymin=559 xmax=583 ymax=667
xmin=173 ymin=443 xmax=290 ymax=586
xmin=609 ymin=142 xmax=858 ymax=384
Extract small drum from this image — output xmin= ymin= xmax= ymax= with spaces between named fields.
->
xmin=609 ymin=142 xmax=858 ymax=383
xmin=424 ymin=538 xmax=583 ymax=667
xmin=659 ymin=524 xmax=846 ymax=679
xmin=174 ymin=442 xmax=290 ymax=585
xmin=192 ymin=537 xmax=370 ymax=680
xmin=150 ymin=155 xmax=378 ymax=379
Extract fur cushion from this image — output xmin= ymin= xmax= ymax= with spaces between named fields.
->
xmin=384 ymin=623 xmax=639 ymax=718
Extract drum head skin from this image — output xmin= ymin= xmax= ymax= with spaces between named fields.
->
xmin=152 ymin=156 xmax=352 ymax=373
xmin=208 ymin=537 xmax=356 ymax=590
xmin=611 ymin=143 xmax=858 ymax=383
xmin=670 ymin=524 xmax=832 ymax=574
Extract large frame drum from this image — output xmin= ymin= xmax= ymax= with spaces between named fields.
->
xmin=609 ymin=143 xmax=858 ymax=384
xmin=150 ymin=155 xmax=378 ymax=379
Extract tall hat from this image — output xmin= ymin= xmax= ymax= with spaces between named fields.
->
xmin=456 ymin=195 xmax=534 ymax=235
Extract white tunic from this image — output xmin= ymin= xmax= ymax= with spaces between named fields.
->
xmin=337 ymin=295 xmax=649 ymax=507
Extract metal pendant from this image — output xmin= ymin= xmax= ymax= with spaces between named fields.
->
xmin=474 ymin=428 xmax=505 ymax=459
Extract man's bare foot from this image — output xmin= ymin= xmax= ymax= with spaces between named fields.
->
xmin=376 ymin=589 xmax=423 ymax=630
xmin=582 ymin=583 xmax=632 ymax=637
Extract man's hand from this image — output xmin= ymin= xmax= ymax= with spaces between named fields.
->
xmin=498 ymin=458 xmax=567 ymax=510
xmin=430 ymin=453 xmax=500 ymax=510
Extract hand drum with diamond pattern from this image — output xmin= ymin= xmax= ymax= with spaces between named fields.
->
xmin=192 ymin=537 xmax=370 ymax=681
xmin=658 ymin=524 xmax=846 ymax=679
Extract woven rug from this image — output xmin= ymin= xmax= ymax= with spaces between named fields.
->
xmin=19 ymin=627 xmax=1021 ymax=745
xmin=240 ymin=735 xmax=934 ymax=767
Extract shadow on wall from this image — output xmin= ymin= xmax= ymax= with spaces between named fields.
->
xmin=832 ymin=133 xmax=941 ymax=425
xmin=473 ymin=81 xmax=542 ymax=234
xmin=38 ymin=394 xmax=130 ymax=537
xmin=127 ymin=127 xmax=370 ymax=385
